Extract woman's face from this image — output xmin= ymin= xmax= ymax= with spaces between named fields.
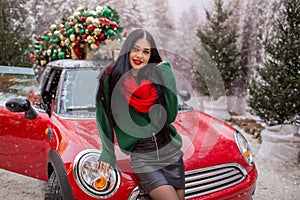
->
xmin=129 ymin=37 xmax=151 ymax=76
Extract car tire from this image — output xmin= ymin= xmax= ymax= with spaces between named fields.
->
xmin=45 ymin=171 xmax=63 ymax=200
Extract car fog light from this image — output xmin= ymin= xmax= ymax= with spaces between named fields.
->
xmin=73 ymin=149 xmax=120 ymax=198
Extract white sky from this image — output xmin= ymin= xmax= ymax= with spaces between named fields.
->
xmin=168 ymin=0 xmax=212 ymax=21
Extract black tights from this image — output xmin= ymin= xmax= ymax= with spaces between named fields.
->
xmin=149 ymin=185 xmax=184 ymax=200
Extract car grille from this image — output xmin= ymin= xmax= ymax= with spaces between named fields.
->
xmin=185 ymin=163 xmax=247 ymax=199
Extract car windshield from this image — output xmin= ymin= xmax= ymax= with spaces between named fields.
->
xmin=58 ymin=68 xmax=192 ymax=118
xmin=59 ymin=68 xmax=99 ymax=118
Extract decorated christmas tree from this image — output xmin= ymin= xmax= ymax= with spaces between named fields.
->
xmin=30 ymin=5 xmax=124 ymax=73
xmin=248 ymin=0 xmax=300 ymax=125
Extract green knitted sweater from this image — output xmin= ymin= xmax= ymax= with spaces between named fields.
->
xmin=96 ymin=61 xmax=182 ymax=167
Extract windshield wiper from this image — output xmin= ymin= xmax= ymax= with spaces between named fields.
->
xmin=66 ymin=106 xmax=96 ymax=112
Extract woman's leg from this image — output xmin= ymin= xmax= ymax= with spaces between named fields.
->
xmin=176 ymin=189 xmax=185 ymax=200
xmin=149 ymin=185 xmax=182 ymax=200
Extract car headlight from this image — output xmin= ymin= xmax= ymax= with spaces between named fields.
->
xmin=234 ymin=130 xmax=254 ymax=165
xmin=73 ymin=149 xmax=121 ymax=198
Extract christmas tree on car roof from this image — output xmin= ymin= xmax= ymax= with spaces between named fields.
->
xmin=30 ymin=5 xmax=124 ymax=74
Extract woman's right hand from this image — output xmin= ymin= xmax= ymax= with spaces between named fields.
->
xmin=97 ymin=161 xmax=111 ymax=175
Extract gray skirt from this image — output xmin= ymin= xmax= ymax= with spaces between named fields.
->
xmin=130 ymin=142 xmax=185 ymax=193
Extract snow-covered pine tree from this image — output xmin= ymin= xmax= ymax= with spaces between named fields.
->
xmin=0 ymin=0 xmax=31 ymax=67
xmin=161 ymin=3 xmax=200 ymax=91
xmin=193 ymin=0 xmax=247 ymax=98
xmin=248 ymin=0 xmax=300 ymax=125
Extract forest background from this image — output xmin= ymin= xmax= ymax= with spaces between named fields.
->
xmin=1 ymin=1 xmax=300 ymax=199
xmin=0 ymin=0 xmax=288 ymax=98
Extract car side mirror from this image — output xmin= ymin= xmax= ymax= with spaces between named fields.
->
xmin=178 ymin=90 xmax=191 ymax=102
xmin=5 ymin=97 xmax=38 ymax=120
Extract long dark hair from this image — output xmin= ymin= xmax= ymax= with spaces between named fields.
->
xmin=97 ymin=29 xmax=167 ymax=126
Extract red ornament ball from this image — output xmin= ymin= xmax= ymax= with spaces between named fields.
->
xmin=30 ymin=54 xmax=35 ymax=61
xmin=95 ymin=40 xmax=101 ymax=46
xmin=99 ymin=33 xmax=105 ymax=40
xmin=87 ymin=24 xmax=95 ymax=31
xmin=82 ymin=34 xmax=87 ymax=39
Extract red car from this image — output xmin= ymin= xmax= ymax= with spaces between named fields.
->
xmin=0 ymin=59 xmax=257 ymax=200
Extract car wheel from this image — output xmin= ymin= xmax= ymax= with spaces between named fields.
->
xmin=45 ymin=171 xmax=63 ymax=200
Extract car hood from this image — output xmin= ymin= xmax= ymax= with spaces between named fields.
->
xmin=53 ymin=117 xmax=131 ymax=165
xmin=174 ymin=110 xmax=244 ymax=170
xmin=53 ymin=117 xmax=101 ymax=149
xmin=54 ymin=110 xmax=244 ymax=170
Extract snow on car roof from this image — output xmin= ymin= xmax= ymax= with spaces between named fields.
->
xmin=46 ymin=59 xmax=112 ymax=70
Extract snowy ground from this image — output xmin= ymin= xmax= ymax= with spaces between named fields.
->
xmin=243 ymin=129 xmax=300 ymax=200
xmin=0 ymin=127 xmax=299 ymax=200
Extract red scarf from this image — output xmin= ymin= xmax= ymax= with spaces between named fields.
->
xmin=120 ymin=74 xmax=158 ymax=113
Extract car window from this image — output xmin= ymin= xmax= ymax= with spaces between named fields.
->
xmin=41 ymin=69 xmax=62 ymax=115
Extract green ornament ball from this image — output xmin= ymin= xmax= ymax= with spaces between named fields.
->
xmin=41 ymin=35 xmax=49 ymax=41
xmin=67 ymin=28 xmax=75 ymax=37
xmin=50 ymin=38 xmax=60 ymax=44
xmin=106 ymin=29 xmax=115 ymax=37
xmin=59 ymin=51 xmax=66 ymax=59
xmin=102 ymin=8 xmax=112 ymax=17
xmin=80 ymin=29 xmax=85 ymax=35
xmin=52 ymin=53 xmax=58 ymax=59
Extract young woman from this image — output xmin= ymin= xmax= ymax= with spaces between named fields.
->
xmin=96 ymin=29 xmax=185 ymax=200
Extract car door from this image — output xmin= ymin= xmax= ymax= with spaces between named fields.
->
xmin=0 ymin=67 xmax=61 ymax=181
xmin=0 ymin=106 xmax=51 ymax=181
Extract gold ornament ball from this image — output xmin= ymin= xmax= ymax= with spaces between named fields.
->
xmin=93 ymin=19 xmax=100 ymax=27
xmin=54 ymin=30 xmax=60 ymax=35
xmin=96 ymin=6 xmax=103 ymax=13
xmin=86 ymin=16 xmax=95 ymax=25
xmin=89 ymin=11 xmax=97 ymax=16
xmin=94 ymin=28 xmax=101 ymax=35
xmin=65 ymin=38 xmax=71 ymax=46
xmin=70 ymin=34 xmax=76 ymax=42
xmin=50 ymin=24 xmax=57 ymax=30
xmin=41 ymin=60 xmax=47 ymax=65
xmin=87 ymin=35 xmax=95 ymax=43
xmin=73 ymin=11 xmax=81 ymax=19
xmin=90 ymin=43 xmax=98 ymax=49
xmin=47 ymin=49 xmax=52 ymax=56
